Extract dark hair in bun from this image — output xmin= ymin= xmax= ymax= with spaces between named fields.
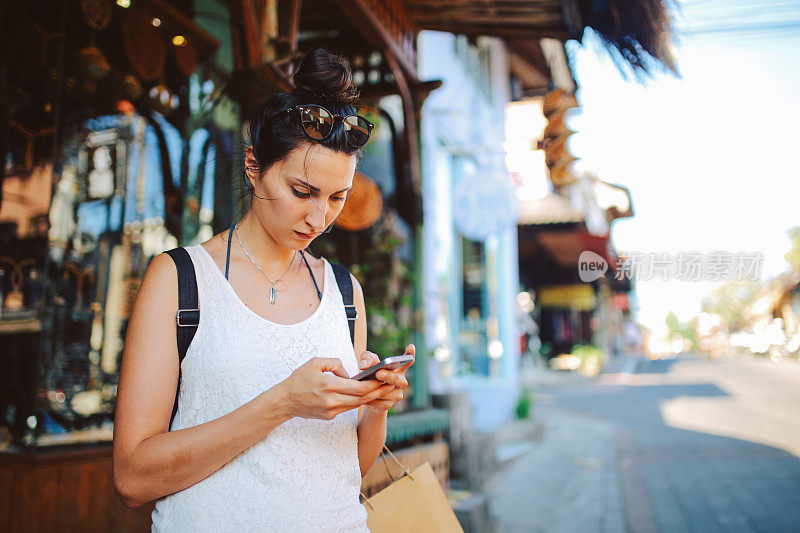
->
xmin=293 ymin=48 xmax=360 ymax=104
xmin=247 ymin=48 xmax=363 ymax=180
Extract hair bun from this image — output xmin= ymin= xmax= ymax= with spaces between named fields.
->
xmin=292 ymin=48 xmax=360 ymax=104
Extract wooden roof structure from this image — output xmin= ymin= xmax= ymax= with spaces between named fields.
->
xmin=404 ymin=0 xmax=576 ymax=40
xmin=402 ymin=0 xmax=678 ymax=92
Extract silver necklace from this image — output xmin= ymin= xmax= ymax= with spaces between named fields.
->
xmin=233 ymin=224 xmax=297 ymax=305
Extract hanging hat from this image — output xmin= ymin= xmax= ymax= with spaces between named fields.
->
xmin=334 ymin=171 xmax=383 ymax=231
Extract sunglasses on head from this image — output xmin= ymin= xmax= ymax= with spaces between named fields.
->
xmin=267 ymin=104 xmax=374 ymax=147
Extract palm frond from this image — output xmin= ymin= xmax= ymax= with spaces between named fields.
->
xmin=578 ymin=0 xmax=680 ymax=80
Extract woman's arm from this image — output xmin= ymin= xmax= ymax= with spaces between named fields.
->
xmin=352 ymin=275 xmax=415 ymax=477
xmin=357 ymin=408 xmax=388 ymax=477
xmin=113 ymin=254 xmax=384 ymax=508
xmin=351 ymin=275 xmax=386 ymax=477
xmin=112 ymin=253 xmax=293 ymax=507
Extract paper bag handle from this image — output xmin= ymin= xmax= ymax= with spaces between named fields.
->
xmin=380 ymin=444 xmax=416 ymax=482
xmin=360 ymin=444 xmax=417 ymax=510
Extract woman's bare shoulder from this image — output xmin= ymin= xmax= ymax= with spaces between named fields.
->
xmin=196 ymin=230 xmax=235 ymax=265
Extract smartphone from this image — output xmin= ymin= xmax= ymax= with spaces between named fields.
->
xmin=351 ymin=354 xmax=414 ymax=381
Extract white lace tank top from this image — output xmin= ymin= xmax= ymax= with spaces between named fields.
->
xmin=151 ymin=244 xmax=369 ymax=532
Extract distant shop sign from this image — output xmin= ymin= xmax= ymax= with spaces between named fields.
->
xmin=538 ymin=284 xmax=596 ymax=311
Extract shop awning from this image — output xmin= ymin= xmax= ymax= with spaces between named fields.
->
xmin=536 ymin=226 xmax=611 ymax=268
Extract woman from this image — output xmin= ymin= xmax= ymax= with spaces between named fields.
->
xmin=112 ymin=49 xmax=414 ymax=531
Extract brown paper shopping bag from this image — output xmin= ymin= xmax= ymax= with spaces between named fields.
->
xmin=361 ymin=446 xmax=463 ymax=533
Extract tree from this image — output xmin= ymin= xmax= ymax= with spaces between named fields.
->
xmin=665 ymin=311 xmax=698 ymax=351
xmin=701 ymin=280 xmax=763 ymax=333
xmin=665 ymin=311 xmax=681 ymax=339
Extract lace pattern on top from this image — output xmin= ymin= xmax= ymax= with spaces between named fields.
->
xmin=151 ymin=244 xmax=368 ymax=532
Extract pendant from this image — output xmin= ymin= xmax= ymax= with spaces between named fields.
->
xmin=269 ymin=286 xmax=277 ymax=305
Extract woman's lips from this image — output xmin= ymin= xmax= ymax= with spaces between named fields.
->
xmin=294 ymin=230 xmax=314 ymax=240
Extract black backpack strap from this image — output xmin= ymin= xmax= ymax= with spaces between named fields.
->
xmin=165 ymin=247 xmax=199 ymax=428
xmin=330 ymin=262 xmax=357 ymax=347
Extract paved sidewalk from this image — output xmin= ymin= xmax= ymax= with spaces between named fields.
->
xmin=485 ymin=404 xmax=625 ymax=533
xmin=503 ymin=354 xmax=800 ymax=533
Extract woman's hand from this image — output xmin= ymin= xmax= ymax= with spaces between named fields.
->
xmin=278 ymin=357 xmax=391 ymax=420
xmin=357 ymin=344 xmax=415 ymax=413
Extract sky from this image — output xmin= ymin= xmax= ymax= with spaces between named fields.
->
xmin=566 ymin=0 xmax=800 ymax=335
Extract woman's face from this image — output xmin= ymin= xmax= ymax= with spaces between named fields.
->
xmin=246 ymin=143 xmax=356 ymax=250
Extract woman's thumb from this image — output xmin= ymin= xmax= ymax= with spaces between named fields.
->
xmin=315 ymin=357 xmax=349 ymax=378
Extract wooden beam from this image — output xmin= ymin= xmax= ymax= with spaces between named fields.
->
xmin=412 ymin=8 xmax=560 ymax=18
xmin=507 ymin=52 xmax=550 ymax=92
xmin=407 ymin=0 xmax=558 ymax=6
xmin=559 ymin=0 xmax=584 ymax=39
xmin=507 ymin=38 xmax=549 ymax=75
xmin=383 ymin=50 xmax=422 ymax=202
xmin=412 ymin=14 xmax=562 ymax=25
xmin=262 ymin=0 xmax=279 ymax=62
xmin=418 ymin=23 xmax=567 ymax=39
xmin=333 ymin=0 xmax=419 ymax=83
xmin=277 ymin=0 xmax=303 ymax=77
xmin=359 ymin=79 xmax=443 ymax=102
xmin=286 ymin=0 xmax=303 ymax=52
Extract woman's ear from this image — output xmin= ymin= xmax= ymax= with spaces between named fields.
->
xmin=244 ymin=146 xmax=259 ymax=187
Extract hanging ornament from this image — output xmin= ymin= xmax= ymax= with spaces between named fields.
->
xmin=121 ymin=74 xmax=143 ymax=100
xmin=77 ymin=46 xmax=111 ymax=94
xmin=334 ymin=171 xmax=383 ymax=231
xmin=81 ymin=0 xmax=112 ymax=30
xmin=0 ymin=257 xmax=36 ymax=312
xmin=123 ymin=9 xmax=166 ymax=82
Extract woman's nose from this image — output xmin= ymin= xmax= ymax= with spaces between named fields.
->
xmin=306 ymin=200 xmax=327 ymax=231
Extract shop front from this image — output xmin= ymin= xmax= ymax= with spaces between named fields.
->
xmin=0 ymin=1 xmax=236 ymax=526
xmin=0 ymin=1 xmax=446 ymax=528
xmin=518 ymin=179 xmax=634 ymax=369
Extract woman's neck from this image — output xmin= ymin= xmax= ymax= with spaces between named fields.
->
xmin=234 ymin=211 xmax=298 ymax=274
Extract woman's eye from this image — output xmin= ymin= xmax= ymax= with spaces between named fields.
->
xmin=291 ymin=186 xmax=345 ymax=202
xmin=291 ymin=187 xmax=310 ymax=198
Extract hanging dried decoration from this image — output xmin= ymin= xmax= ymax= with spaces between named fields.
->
xmin=123 ymin=9 xmax=166 ymax=82
xmin=81 ymin=0 xmax=112 ymax=30
xmin=76 ymin=46 xmax=112 ymax=94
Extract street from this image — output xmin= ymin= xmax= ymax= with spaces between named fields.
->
xmin=487 ymin=354 xmax=800 ymax=532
